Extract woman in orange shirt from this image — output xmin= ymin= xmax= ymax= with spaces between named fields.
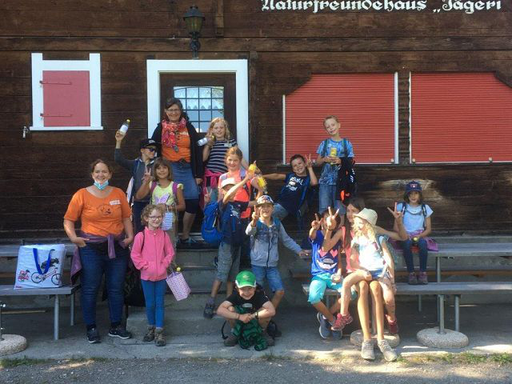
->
xmin=151 ymin=98 xmax=204 ymax=245
xmin=63 ymin=159 xmax=134 ymax=344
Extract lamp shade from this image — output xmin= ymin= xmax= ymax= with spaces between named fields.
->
xmin=183 ymin=6 xmax=205 ymax=34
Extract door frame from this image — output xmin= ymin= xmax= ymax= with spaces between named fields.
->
xmin=147 ymin=59 xmax=249 ymax=160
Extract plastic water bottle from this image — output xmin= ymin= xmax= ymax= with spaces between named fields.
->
xmin=119 ymin=119 xmax=130 ymax=134
xmin=197 ymin=137 xmax=209 ymax=146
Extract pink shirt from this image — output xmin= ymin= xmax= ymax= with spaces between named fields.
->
xmin=342 ymin=226 xmax=357 ymax=273
xmin=130 ymin=228 xmax=175 ymax=281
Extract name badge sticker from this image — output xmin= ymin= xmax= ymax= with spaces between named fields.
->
xmin=110 ymin=199 xmax=121 ymax=206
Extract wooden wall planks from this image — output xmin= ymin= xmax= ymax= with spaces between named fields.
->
xmin=0 ymin=0 xmax=511 ymax=237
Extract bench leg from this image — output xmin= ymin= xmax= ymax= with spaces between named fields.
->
xmin=438 ymin=294 xmax=445 ymax=335
xmin=54 ymin=295 xmax=60 ymax=341
xmin=454 ymin=295 xmax=460 ymax=332
xmin=70 ymin=292 xmax=75 ymax=326
xmin=436 ymin=258 xmax=441 ymax=283
xmin=418 ymin=295 xmax=422 ymax=312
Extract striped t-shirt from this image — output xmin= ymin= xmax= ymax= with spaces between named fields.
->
xmin=205 ymin=139 xmax=237 ymax=173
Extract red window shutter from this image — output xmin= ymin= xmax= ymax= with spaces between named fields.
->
xmin=42 ymin=71 xmax=90 ymax=127
xmin=411 ymin=73 xmax=512 ymax=163
xmin=285 ymin=74 xmax=396 ymax=164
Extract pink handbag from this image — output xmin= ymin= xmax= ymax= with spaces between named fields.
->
xmin=166 ymin=270 xmax=191 ymax=301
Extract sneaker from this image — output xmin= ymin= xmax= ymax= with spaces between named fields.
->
xmin=377 ymin=339 xmax=398 ymax=362
xmin=332 ymin=313 xmax=353 ymax=331
xmin=203 ymin=298 xmax=215 ymax=319
xmin=267 ymin=321 xmax=282 ymax=338
xmin=318 ymin=315 xmax=332 ymax=339
xmin=108 ymin=326 xmax=132 ymax=340
xmin=386 ymin=315 xmax=399 ymax=335
xmin=317 ymin=312 xmax=340 ymax=338
xmin=418 ymin=271 xmax=428 ymax=285
xmin=224 ymin=333 xmax=238 ymax=347
xmin=361 ymin=340 xmax=375 ymax=360
xmin=264 ymin=332 xmax=275 ymax=347
xmin=143 ymin=326 xmax=155 ymax=342
xmin=408 ymin=272 xmax=418 ymax=285
xmin=86 ymin=327 xmax=101 ymax=344
xmin=155 ymin=327 xmax=166 ymax=347
xmin=331 ymin=329 xmax=343 ymax=340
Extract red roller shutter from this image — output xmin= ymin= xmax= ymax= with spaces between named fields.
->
xmin=285 ymin=74 xmax=396 ymax=164
xmin=411 ymin=73 xmax=512 ymax=163
xmin=42 ymin=71 xmax=90 ymax=127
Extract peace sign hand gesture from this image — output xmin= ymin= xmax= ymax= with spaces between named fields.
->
xmin=305 ymin=154 xmax=314 ymax=168
xmin=251 ymin=206 xmax=260 ymax=226
xmin=311 ymin=213 xmax=322 ymax=231
xmin=325 ymin=206 xmax=340 ymax=231
xmin=387 ymin=202 xmax=403 ymax=221
xmin=142 ymin=170 xmax=152 ymax=185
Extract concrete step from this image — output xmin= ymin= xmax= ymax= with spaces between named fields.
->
xmin=175 ymin=249 xmax=217 ymax=267
xmin=126 ymin=306 xmax=226 ymax=337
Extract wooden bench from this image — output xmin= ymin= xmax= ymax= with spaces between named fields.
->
xmin=302 ymin=281 xmax=512 ymax=333
xmin=0 ymin=284 xmax=80 ymax=340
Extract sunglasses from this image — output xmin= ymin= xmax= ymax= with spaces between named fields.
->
xmin=145 ymin=147 xmax=157 ymax=152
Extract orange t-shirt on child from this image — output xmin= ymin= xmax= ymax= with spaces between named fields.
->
xmin=64 ymin=187 xmax=132 ymax=237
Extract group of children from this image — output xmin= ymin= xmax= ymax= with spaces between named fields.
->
xmin=116 ymin=114 xmax=434 ymax=358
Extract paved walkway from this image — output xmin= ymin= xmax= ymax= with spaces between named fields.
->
xmin=1 ymin=300 xmax=511 ymax=361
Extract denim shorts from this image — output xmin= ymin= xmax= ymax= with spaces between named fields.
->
xmin=251 ymin=265 xmax=284 ymax=292
xmin=318 ymin=184 xmax=346 ymax=215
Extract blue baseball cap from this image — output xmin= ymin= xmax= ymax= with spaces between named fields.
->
xmin=405 ymin=181 xmax=422 ymax=193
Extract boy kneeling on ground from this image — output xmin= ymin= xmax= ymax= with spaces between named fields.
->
xmin=216 ymin=271 xmax=276 ymax=350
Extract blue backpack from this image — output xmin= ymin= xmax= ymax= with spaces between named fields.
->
xmin=220 ymin=203 xmax=245 ymax=247
xmin=201 ymin=201 xmax=223 ymax=247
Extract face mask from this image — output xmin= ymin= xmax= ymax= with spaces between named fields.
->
xmin=94 ymin=180 xmax=109 ymax=190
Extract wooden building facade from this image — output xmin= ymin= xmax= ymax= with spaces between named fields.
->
xmin=1 ymin=0 xmax=511 ymax=238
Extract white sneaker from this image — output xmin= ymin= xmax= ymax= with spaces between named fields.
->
xmin=377 ymin=339 xmax=398 ymax=362
xmin=361 ymin=340 xmax=375 ymax=360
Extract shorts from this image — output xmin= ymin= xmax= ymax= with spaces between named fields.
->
xmin=251 ymin=265 xmax=284 ymax=292
xmin=318 ymin=184 xmax=346 ymax=215
xmin=216 ymin=242 xmax=241 ymax=283
xmin=308 ymin=273 xmax=343 ymax=304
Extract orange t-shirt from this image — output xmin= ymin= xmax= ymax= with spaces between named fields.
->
xmin=64 ymin=187 xmax=132 ymax=237
xmin=162 ymin=125 xmax=191 ymax=163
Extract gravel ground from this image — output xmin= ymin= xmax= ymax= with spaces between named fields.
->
xmin=2 ymin=358 xmax=512 ymax=384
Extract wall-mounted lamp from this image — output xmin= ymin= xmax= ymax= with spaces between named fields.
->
xmin=183 ymin=5 xmax=205 ymax=59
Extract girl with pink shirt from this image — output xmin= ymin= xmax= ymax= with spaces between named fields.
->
xmin=130 ymin=204 xmax=175 ymax=346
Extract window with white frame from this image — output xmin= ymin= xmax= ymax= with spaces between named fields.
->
xmin=31 ymin=53 xmax=102 ymax=131
xmin=173 ymin=86 xmax=224 ymax=132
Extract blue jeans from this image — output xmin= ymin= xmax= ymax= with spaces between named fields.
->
xmin=79 ymin=243 xmax=129 ymax=327
xmin=401 ymin=238 xmax=428 ymax=272
xmin=141 ymin=279 xmax=167 ymax=328
xmin=318 ymin=184 xmax=346 ymax=215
